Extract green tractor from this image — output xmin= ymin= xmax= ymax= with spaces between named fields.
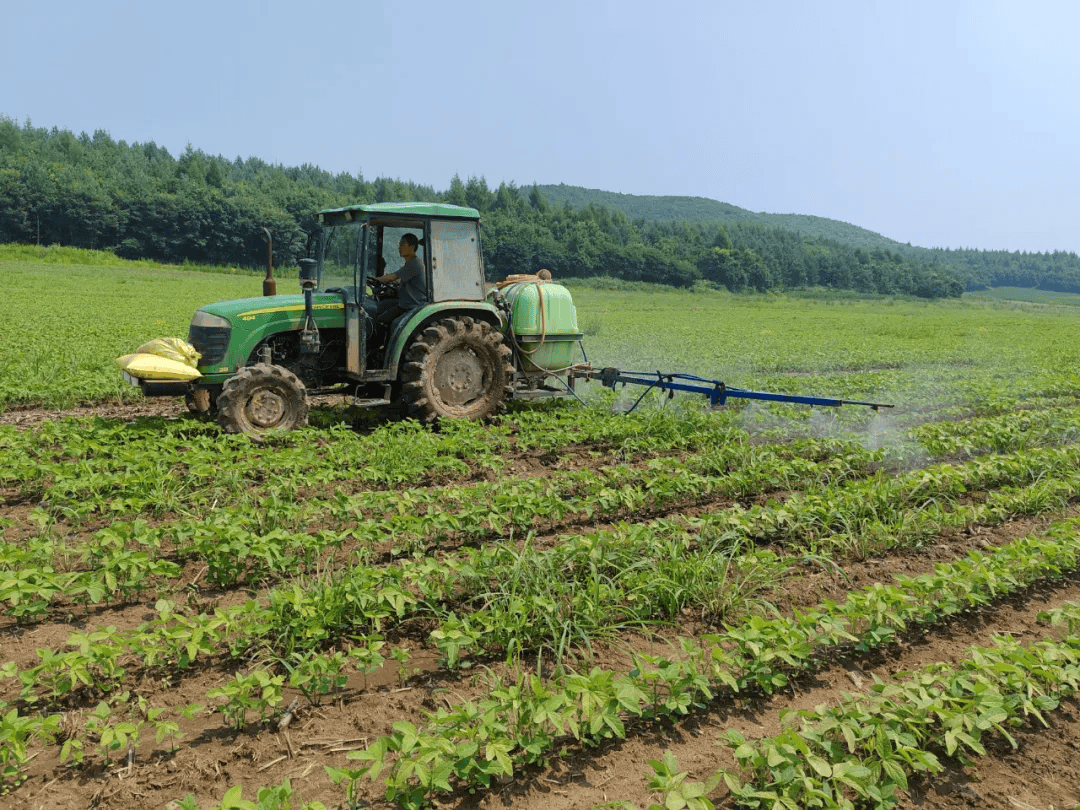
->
xmin=133 ymin=203 xmax=585 ymax=434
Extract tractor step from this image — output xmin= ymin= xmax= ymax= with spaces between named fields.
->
xmin=511 ymin=387 xmax=570 ymax=400
xmin=351 ymin=397 xmax=392 ymax=408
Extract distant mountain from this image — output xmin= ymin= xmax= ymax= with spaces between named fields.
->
xmin=533 ymin=184 xmax=911 ymax=253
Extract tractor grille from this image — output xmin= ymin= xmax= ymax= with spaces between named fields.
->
xmin=188 ymin=324 xmax=231 ymax=367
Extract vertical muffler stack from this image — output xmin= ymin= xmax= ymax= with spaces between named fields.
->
xmin=298 ymin=257 xmax=320 ymax=358
xmin=262 ymin=227 xmax=276 ymax=297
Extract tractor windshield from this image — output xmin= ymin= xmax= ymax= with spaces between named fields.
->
xmin=318 ymin=224 xmax=362 ymax=291
xmin=318 ymin=221 xmax=429 ymax=298
xmin=366 ymin=225 xmax=425 ymax=280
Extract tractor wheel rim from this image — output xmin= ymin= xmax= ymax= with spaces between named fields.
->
xmin=246 ymin=390 xmax=286 ymax=427
xmin=434 ymin=347 xmax=485 ymax=406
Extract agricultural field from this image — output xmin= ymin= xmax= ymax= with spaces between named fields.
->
xmin=3 ymin=251 xmax=1080 ymax=810
xmin=965 ymin=286 xmax=1080 ymax=308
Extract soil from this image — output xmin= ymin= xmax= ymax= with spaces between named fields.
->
xmin=0 ymin=398 xmax=187 ymax=428
xmin=3 ymin=402 xmax=1080 ymax=810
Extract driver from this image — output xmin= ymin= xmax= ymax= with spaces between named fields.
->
xmin=373 ymin=233 xmax=426 ymax=328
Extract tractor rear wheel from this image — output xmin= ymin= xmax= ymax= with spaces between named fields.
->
xmin=216 ymin=364 xmax=309 ymax=435
xmin=400 ymin=317 xmax=513 ymax=422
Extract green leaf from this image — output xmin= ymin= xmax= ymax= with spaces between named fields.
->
xmin=765 ymin=745 xmax=787 ymax=767
xmin=805 ymin=754 xmax=832 ymax=778
xmin=881 ymin=758 xmax=908 ymax=790
xmin=218 ymin=785 xmax=255 ymax=810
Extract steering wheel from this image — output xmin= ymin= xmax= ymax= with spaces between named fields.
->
xmin=367 ymin=278 xmax=397 ymax=301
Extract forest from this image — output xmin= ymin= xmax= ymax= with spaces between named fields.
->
xmin=535 ymin=184 xmax=1080 ymax=294
xmin=3 ymin=116 xmax=1071 ymax=298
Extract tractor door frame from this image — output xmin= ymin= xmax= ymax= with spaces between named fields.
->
xmin=345 ymin=215 xmax=434 ymax=381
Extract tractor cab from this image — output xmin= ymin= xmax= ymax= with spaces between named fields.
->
xmin=317 ymin=202 xmax=493 ymax=378
xmin=315 ymin=203 xmax=503 ymax=386
xmin=310 ymin=203 xmax=512 ymax=423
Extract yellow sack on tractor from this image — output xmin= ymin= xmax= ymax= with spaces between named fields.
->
xmin=114 ymin=353 xmax=138 ymax=370
xmin=135 ymin=337 xmax=201 ymax=366
xmin=114 ymin=352 xmax=202 ymax=381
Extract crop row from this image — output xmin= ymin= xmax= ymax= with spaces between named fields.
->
xmin=8 ymin=486 xmax=1080 ymax=803
xmin=318 ymin=520 xmax=1080 ymax=808
xmin=1 ymin=427 xmax=860 ymax=536
xmin=8 ymin=457 xmax=1078 ymax=715
xmin=7 ymin=384 xmax=1080 ymax=528
xmin=7 ymin=432 xmax=1080 ymax=644
xmin=0 ymin=400 xmax=750 ymax=512
xmin=13 ymin=445 xmax=1078 ymax=681
xmin=1 ymin=437 xmax=879 ymax=616
xmin=685 ymin=441 xmax=1080 ymax=554
xmin=7 ymin=422 xmax=855 ymax=524
xmin=387 ymin=466 xmax=1080 ymax=670
xmin=4 ymin=389 xmax=1077 ymax=553
xmin=619 ymin=602 xmax=1080 ymax=810
xmin=4 ymin=509 xmax=1079 ymax=802
xmin=910 ymin=404 xmax=1080 ymax=457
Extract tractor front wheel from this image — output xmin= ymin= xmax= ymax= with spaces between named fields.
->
xmin=216 ymin=364 xmax=309 ymax=435
xmin=185 ymin=385 xmax=219 ymax=420
xmin=401 ymin=317 xmax=513 ymax=422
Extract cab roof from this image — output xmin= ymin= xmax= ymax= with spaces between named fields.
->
xmin=319 ymin=202 xmax=480 ymax=226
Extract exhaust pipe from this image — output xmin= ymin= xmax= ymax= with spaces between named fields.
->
xmin=298 ymin=258 xmax=320 ymax=358
xmin=262 ymin=227 xmax=276 ymax=296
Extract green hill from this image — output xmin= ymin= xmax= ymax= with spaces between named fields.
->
xmin=533 ymin=184 xmax=908 ymax=252
xmin=531 ymin=183 xmax=1080 ymax=292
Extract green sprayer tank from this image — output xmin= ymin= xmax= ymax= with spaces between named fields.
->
xmin=496 ymin=279 xmax=581 ymax=372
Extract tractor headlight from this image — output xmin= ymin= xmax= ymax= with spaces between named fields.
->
xmin=190 ymin=310 xmax=231 ymax=330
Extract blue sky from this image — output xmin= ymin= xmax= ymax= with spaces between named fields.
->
xmin=4 ymin=0 xmax=1078 ymax=254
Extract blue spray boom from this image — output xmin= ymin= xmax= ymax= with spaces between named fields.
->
xmin=575 ymin=367 xmax=893 ymax=414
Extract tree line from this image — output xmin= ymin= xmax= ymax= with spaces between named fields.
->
xmin=907 ymin=246 xmax=1080 ymax=293
xmin=535 ymin=184 xmax=1080 ymax=295
xmin=0 ymin=117 xmax=980 ymax=297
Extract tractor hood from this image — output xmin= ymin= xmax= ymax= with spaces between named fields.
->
xmin=189 ymin=292 xmax=347 ymax=380
xmin=198 ymin=292 xmax=346 ymax=327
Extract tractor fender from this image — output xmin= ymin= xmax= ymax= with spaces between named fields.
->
xmin=384 ymin=302 xmax=503 ymax=378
